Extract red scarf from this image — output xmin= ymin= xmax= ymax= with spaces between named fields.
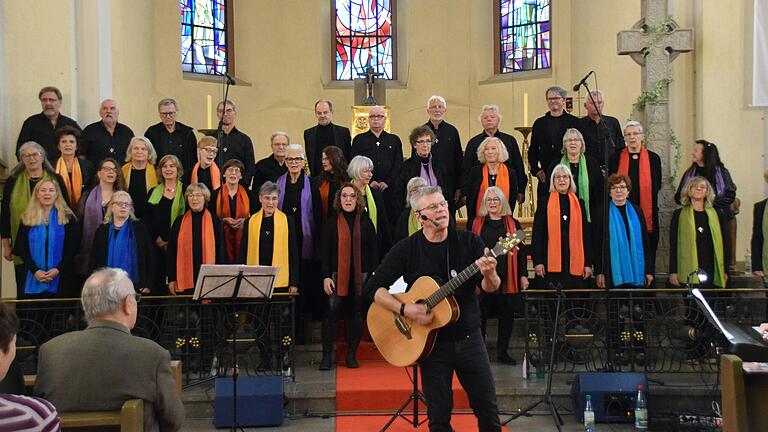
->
xmin=476 ymin=163 xmax=511 ymax=214
xmin=336 ymin=213 xmax=362 ymax=296
xmin=319 ymin=180 xmax=330 ymax=223
xmin=176 ymin=210 xmax=216 ymax=292
xmin=216 ymin=185 xmax=250 ymax=262
xmin=546 ymin=191 xmax=584 ymax=276
xmin=471 ymin=215 xmax=519 ymax=294
xmin=617 ymin=148 xmax=653 ymax=232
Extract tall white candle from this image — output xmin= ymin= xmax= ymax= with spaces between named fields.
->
xmin=207 ymin=95 xmax=212 ymax=129
xmin=523 ymin=93 xmax=529 ymax=126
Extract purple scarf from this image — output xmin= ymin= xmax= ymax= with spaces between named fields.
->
xmin=419 ymin=154 xmax=438 ymax=187
xmin=277 ymin=173 xmax=315 ymax=259
xmin=78 ymin=186 xmax=104 ymax=274
xmin=683 ymin=165 xmax=726 ymax=198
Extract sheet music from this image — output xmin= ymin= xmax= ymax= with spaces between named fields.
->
xmin=691 ymin=288 xmax=734 ymax=340
xmin=389 ymin=276 xmax=408 ymax=294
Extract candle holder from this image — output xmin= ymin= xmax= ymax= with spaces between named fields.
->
xmin=514 ymin=126 xmax=535 ymax=219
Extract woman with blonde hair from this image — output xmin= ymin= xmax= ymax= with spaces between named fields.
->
xmin=122 ymin=136 xmax=158 ymax=218
xmin=13 ymin=179 xmax=78 ymax=298
xmin=463 ymin=136 xmax=519 ymax=224
xmin=90 ymin=191 xmax=153 ymax=294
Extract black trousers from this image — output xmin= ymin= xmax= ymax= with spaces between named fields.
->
xmin=420 ymin=329 xmax=501 ymax=432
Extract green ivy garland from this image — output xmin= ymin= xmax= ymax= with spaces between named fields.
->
xmin=630 ymin=16 xmax=683 ymax=186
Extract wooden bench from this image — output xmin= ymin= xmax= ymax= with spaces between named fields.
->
xmin=25 ymin=360 xmax=182 ymax=432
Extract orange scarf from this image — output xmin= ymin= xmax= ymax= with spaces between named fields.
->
xmin=216 ymin=185 xmax=250 ymax=263
xmin=471 ymin=215 xmax=520 ymax=294
xmin=476 ymin=163 xmax=511 ymax=214
xmin=546 ymin=191 xmax=584 ymax=276
xmin=55 ymin=158 xmax=82 ymax=207
xmin=319 ymin=180 xmax=330 ymax=223
xmin=618 ymin=148 xmax=653 ymax=232
xmin=191 ymin=162 xmax=221 ymax=190
xmin=336 ymin=213 xmax=362 ymax=296
xmin=175 ymin=210 xmax=216 ymax=292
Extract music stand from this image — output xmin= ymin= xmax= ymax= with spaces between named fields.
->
xmin=380 ymin=364 xmax=428 ymax=431
xmin=194 ymin=264 xmax=278 ymax=432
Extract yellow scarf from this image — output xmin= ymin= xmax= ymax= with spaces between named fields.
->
xmin=55 ymin=158 xmax=82 ymax=207
xmin=246 ymin=209 xmax=290 ymax=287
xmin=364 ymin=184 xmax=378 ymax=232
xmin=122 ymin=163 xmax=159 ymax=191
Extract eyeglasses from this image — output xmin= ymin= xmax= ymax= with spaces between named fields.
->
xmin=415 ymin=139 xmax=433 ymax=145
xmin=369 ymin=114 xmax=385 ymax=119
xmin=217 ymin=108 xmax=235 ymax=114
xmin=100 ymin=166 xmax=118 ymax=173
xmin=224 ymin=168 xmax=241 ymax=174
xmin=285 ymin=157 xmax=304 ymax=163
xmin=341 ymin=193 xmax=357 ymax=200
xmin=202 ymin=147 xmax=218 ymax=155
xmin=21 ymin=152 xmax=42 ymax=160
xmin=416 ymin=200 xmax=448 ymax=213
xmin=547 ymin=96 xmax=564 ymax=101
xmin=554 ymin=175 xmax=570 ymax=180
xmin=112 ymin=202 xmax=133 ymax=208
xmin=485 ymin=197 xmax=501 ymax=203
xmin=159 ymin=111 xmax=177 ymax=117
xmin=624 ymin=132 xmax=643 ymax=137
xmin=188 ymin=193 xmax=206 ymax=199
xmin=610 ymin=185 xmax=628 ymax=191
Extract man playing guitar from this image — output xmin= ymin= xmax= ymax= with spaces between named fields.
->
xmin=365 ymin=185 xmax=503 ymax=432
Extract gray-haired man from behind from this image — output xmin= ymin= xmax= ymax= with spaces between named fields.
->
xmin=34 ymin=268 xmax=185 ymax=432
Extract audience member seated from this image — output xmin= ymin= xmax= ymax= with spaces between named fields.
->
xmin=122 ymin=136 xmax=158 ymax=219
xmin=91 ymin=191 xmax=154 ymax=295
xmin=76 ymin=158 xmax=125 ymax=284
xmin=210 ymin=159 xmax=254 ymax=263
xmin=393 ymin=177 xmax=427 ymax=243
xmin=167 ymin=183 xmax=222 ymax=295
xmin=34 ymin=268 xmax=185 ymax=431
xmin=470 ymin=186 xmax=527 ymax=365
xmin=146 ymin=155 xmax=186 ymax=295
xmin=54 ymin=125 xmax=92 ymax=209
xmin=532 ymin=164 xmax=593 ymax=289
xmin=0 ymin=303 xmax=60 ymax=430
xmin=2 ymin=142 xmax=68 ymax=292
xmin=16 ymin=86 xmax=81 ymax=163
xmin=319 ymin=183 xmax=379 ymax=370
xmin=190 ymin=136 xmax=221 ymax=194
xmin=81 ymin=99 xmax=134 ymax=166
xmin=144 ymin=98 xmax=198 ymax=181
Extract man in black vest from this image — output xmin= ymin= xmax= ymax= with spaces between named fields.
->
xmin=303 ymin=100 xmax=352 ymax=176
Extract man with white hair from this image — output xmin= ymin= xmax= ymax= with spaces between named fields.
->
xmin=420 ymin=95 xmax=463 ymax=203
xmin=82 ymin=99 xmax=135 ymax=166
xmin=35 ymin=268 xmax=185 ymax=432
xmin=463 ymin=105 xmax=527 ymax=204
xmin=576 ymin=90 xmax=625 ymax=166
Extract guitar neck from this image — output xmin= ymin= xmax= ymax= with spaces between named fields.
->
xmin=423 ymin=262 xmax=480 ymax=311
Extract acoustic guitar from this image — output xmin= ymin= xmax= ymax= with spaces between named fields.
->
xmin=367 ymin=230 xmax=524 ymax=367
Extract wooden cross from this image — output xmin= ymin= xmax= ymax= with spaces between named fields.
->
xmin=617 ymin=0 xmax=693 ymax=272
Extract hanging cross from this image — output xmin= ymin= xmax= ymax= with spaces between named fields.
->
xmin=617 ymin=0 xmax=693 ymax=272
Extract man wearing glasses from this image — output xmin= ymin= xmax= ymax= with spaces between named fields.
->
xmin=366 ymin=186 xmax=503 ymax=431
xmin=253 ymin=131 xmax=291 ymax=195
xmin=16 ymin=86 xmax=81 ymax=163
xmin=144 ymin=98 xmax=198 ymax=182
xmin=206 ymin=99 xmax=256 ymax=188
xmin=35 ymin=268 xmax=185 ymax=431
xmin=351 ymin=106 xmax=403 ymax=220
xmin=529 ymin=86 xmax=580 ymax=198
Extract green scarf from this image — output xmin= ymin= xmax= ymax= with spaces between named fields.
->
xmin=9 ymin=171 xmax=53 ymax=265
xmin=762 ymin=201 xmax=768 ymax=273
xmin=364 ymin=184 xmax=378 ymax=232
xmin=677 ymin=206 xmax=725 ymax=287
xmin=148 ymin=181 xmax=185 ymax=227
xmin=561 ymin=153 xmax=590 ymax=222
xmin=407 ymin=208 xmax=422 ymax=236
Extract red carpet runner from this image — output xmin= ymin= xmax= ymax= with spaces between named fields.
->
xmin=334 ymin=341 xmax=507 ymax=431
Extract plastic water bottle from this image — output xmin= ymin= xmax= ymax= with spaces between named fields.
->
xmin=584 ymin=394 xmax=595 ymax=431
xmin=634 ymin=384 xmax=648 ymax=430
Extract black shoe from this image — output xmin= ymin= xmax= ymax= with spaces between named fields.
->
xmin=497 ymin=354 xmax=517 ymax=365
xmin=319 ymin=356 xmax=332 ymax=371
xmin=346 ymin=352 xmax=359 ymax=368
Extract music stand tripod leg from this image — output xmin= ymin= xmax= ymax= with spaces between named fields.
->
xmin=379 ymin=364 xmax=428 ymax=431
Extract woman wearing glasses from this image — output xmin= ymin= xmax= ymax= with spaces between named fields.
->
xmin=90 ymin=191 xmax=153 ymax=295
xmin=13 ymin=180 xmax=78 ymax=299
xmin=121 ymin=136 xmax=158 ymax=219
xmin=348 ymin=155 xmax=391 ymax=255
xmin=319 ymin=183 xmax=379 ymax=370
xmin=2 ymin=142 xmax=68 ymax=293
xmin=464 ymin=136 xmax=519 ymax=225
xmin=396 ymin=126 xmax=453 ymax=218
xmin=190 ymin=136 xmax=221 ymax=194
xmin=210 ymin=159 xmax=255 ymax=264
xmin=76 ymin=157 xmax=124 ymax=284
xmin=532 ymin=164 xmax=593 ymax=289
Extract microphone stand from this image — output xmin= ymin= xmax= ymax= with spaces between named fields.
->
xmin=577 ymin=77 xmax=616 ymax=372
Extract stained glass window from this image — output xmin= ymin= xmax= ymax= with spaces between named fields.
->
xmin=335 ymin=0 xmax=395 ymax=80
xmin=499 ymin=0 xmax=551 ymax=73
xmin=180 ymin=0 xmax=229 ymax=75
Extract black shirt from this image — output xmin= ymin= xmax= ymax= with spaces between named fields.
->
xmin=607 ymin=148 xmax=662 ymax=233
xmin=16 ymin=113 xmax=81 ymax=162
xmin=577 ymin=115 xmax=625 ymax=166
xmin=253 ymin=156 xmax=288 ymax=194
xmin=529 ymin=112 xmax=580 ymax=175
xmin=206 ymin=127 xmax=256 ymax=188
xmin=128 ymin=169 xmax=148 ymax=219
xmin=144 ymin=122 xmax=198 ymax=181
xmin=463 ymin=130 xmax=526 ymax=197
xmin=365 ymin=230 xmax=486 ymax=340
xmin=82 ymin=121 xmax=135 ymax=166
xmin=420 ymin=121 xmax=463 ymax=196
xmin=304 ymin=122 xmax=352 ymax=177
xmin=351 ymin=130 xmax=403 ymax=185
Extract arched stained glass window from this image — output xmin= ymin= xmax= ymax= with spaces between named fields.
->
xmin=334 ymin=0 xmax=396 ymax=80
xmin=180 ymin=0 xmax=232 ymax=75
xmin=498 ymin=0 xmax=551 ymax=73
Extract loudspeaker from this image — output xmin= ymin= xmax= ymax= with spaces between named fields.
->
xmin=214 ymin=376 xmax=284 ymax=427
xmin=571 ymin=372 xmax=647 ymax=423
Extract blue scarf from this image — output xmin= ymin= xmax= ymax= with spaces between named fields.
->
xmin=608 ymin=202 xmax=645 ymax=287
xmin=106 ymin=219 xmax=140 ymax=283
xmin=25 ymin=208 xmax=65 ymax=295
xmin=277 ymin=172 xmax=315 ymax=259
